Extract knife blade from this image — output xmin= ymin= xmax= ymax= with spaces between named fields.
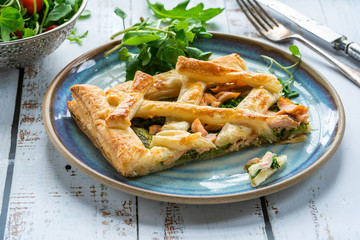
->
xmin=257 ymin=0 xmax=360 ymax=63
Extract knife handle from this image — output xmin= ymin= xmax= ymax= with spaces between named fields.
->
xmin=293 ymin=34 xmax=360 ymax=88
xmin=347 ymin=43 xmax=360 ymax=62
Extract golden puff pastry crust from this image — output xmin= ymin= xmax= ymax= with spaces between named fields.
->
xmin=68 ymin=54 xmax=310 ymax=177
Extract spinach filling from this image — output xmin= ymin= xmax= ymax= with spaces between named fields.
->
xmin=272 ymin=122 xmax=310 ymax=141
xmin=172 ymin=143 xmax=232 ymax=166
xmin=254 ymin=122 xmax=310 ymax=146
xmin=131 ymin=117 xmax=309 ymax=165
xmin=131 ymin=117 xmax=166 ymax=129
xmin=131 ymin=127 xmax=153 ymax=149
xmin=219 ymin=97 xmax=245 ymax=108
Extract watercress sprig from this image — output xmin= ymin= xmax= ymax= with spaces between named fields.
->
xmin=261 ymin=45 xmax=302 ymax=99
xmin=107 ymin=0 xmax=224 ymax=81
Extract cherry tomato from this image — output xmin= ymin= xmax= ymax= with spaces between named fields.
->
xmin=45 ymin=25 xmax=58 ymax=32
xmin=20 ymin=0 xmax=43 ymax=15
xmin=13 ymin=30 xmax=22 ymax=39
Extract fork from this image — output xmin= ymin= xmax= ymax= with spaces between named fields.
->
xmin=237 ymin=0 xmax=360 ymax=87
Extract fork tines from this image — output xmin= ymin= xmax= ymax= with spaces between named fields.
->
xmin=237 ymin=0 xmax=280 ymax=35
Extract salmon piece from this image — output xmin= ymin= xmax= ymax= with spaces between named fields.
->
xmin=204 ymin=124 xmax=224 ymax=131
xmin=191 ymin=118 xmax=208 ymax=137
xmin=296 ymin=113 xmax=310 ymax=122
xmin=245 ymin=157 xmax=260 ymax=169
xmin=265 ymin=110 xmax=277 ymax=116
xmin=199 ymin=93 xmax=220 ymax=107
xmin=259 ymin=152 xmax=274 ymax=170
xmin=149 ymin=125 xmax=162 ymax=135
xmin=277 ymin=97 xmax=309 ymax=122
xmin=210 ymin=81 xmax=247 ymax=93
xmin=215 ymin=91 xmax=241 ymax=103
xmin=267 ymin=116 xmax=298 ymax=130
xmin=205 ymin=133 xmax=217 ymax=142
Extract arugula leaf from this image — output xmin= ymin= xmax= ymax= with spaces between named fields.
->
xmin=147 ymin=0 xmax=224 ymax=22
xmin=0 ymin=7 xmax=24 ymax=42
xmin=67 ymin=28 xmax=88 ymax=45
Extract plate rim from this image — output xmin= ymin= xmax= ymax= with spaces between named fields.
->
xmin=43 ymin=32 xmax=345 ymax=204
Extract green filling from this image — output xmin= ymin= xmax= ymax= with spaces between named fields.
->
xmin=131 ymin=119 xmax=309 ymax=165
xmin=268 ymin=102 xmax=280 ymax=112
xmin=272 ymin=122 xmax=310 ymax=141
xmin=174 ymin=143 xmax=232 ymax=165
xmin=271 ymin=156 xmax=280 ymax=169
xmin=131 ymin=127 xmax=153 ymax=149
xmin=131 ymin=117 xmax=166 ymax=129
xmin=219 ymin=97 xmax=245 ymax=108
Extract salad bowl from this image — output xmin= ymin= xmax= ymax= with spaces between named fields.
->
xmin=0 ymin=0 xmax=87 ymax=69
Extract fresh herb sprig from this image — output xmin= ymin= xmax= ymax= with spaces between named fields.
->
xmin=106 ymin=0 xmax=224 ymax=80
xmin=262 ymin=45 xmax=302 ymax=99
xmin=67 ymin=27 xmax=88 ymax=45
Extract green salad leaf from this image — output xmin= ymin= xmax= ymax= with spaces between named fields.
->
xmin=22 ymin=28 xmax=36 ymax=38
xmin=45 ymin=3 xmax=72 ymax=24
xmin=107 ymin=1 xmax=223 ymax=80
xmin=147 ymin=0 xmax=224 ymax=22
xmin=0 ymin=7 xmax=24 ymax=41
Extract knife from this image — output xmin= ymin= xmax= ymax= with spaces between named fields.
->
xmin=257 ymin=0 xmax=360 ymax=63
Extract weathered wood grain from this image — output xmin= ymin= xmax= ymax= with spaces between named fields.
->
xmin=2 ymin=1 xmax=139 ymax=239
xmin=225 ymin=0 xmax=261 ymax=38
xmin=264 ymin=1 xmax=360 ymax=239
xmin=138 ymin=198 xmax=268 ymax=240
xmin=0 ymin=70 xmax=18 ymax=159
xmin=1 ymin=0 xmax=359 ymax=239
xmin=0 ymin=69 xmax=19 ymax=215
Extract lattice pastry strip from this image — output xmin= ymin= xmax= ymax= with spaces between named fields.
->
xmin=160 ymin=53 xmax=246 ymax=132
xmin=68 ymin=54 xmax=310 ymax=177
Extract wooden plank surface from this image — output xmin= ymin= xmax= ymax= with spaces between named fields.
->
xmin=0 ymin=70 xmax=19 ymax=215
xmin=261 ymin=0 xmax=360 ymax=239
xmin=0 ymin=0 xmax=359 ymax=239
xmin=2 ymin=1 xmax=138 ymax=239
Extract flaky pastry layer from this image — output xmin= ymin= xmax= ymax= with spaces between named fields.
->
xmin=67 ymin=54 xmax=309 ymax=177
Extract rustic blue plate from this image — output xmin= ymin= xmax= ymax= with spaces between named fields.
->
xmin=43 ymin=33 xmax=345 ymax=204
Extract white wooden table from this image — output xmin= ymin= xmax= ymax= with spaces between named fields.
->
xmin=1 ymin=0 xmax=359 ymax=239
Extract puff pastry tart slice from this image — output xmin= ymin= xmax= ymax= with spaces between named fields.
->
xmin=68 ymin=54 xmax=310 ymax=177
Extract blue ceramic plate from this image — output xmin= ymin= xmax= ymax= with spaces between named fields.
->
xmin=43 ymin=33 xmax=345 ymax=204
